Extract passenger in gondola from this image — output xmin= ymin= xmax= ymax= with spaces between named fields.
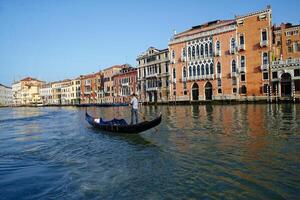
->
xmin=130 ymin=93 xmax=139 ymax=124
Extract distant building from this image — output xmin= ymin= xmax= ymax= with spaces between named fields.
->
xmin=70 ymin=78 xmax=81 ymax=105
xmin=0 ymin=83 xmax=12 ymax=106
xmin=80 ymin=72 xmax=102 ymax=104
xmin=40 ymin=83 xmax=52 ymax=105
xmin=12 ymin=81 xmax=22 ymax=105
xmin=18 ymin=77 xmax=45 ymax=105
xmin=271 ymin=23 xmax=300 ymax=99
xmin=101 ymin=65 xmax=127 ymax=103
xmin=137 ymin=47 xmax=170 ymax=103
xmin=113 ymin=66 xmax=137 ymax=103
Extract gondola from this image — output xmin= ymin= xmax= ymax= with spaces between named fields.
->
xmin=85 ymin=112 xmax=162 ymax=134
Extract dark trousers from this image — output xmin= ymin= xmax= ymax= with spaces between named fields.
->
xmin=131 ymin=109 xmax=138 ymax=124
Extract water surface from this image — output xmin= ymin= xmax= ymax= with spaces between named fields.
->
xmin=0 ymin=104 xmax=299 ymax=199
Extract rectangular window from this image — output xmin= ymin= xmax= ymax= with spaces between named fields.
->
xmin=288 ymin=46 xmax=293 ymax=53
xmin=217 ymin=78 xmax=221 ymax=87
xmin=272 ymin=71 xmax=278 ymax=79
xmin=239 ymin=34 xmax=245 ymax=45
xmin=263 ymin=72 xmax=269 ymax=80
xmin=262 ymin=30 xmax=267 ymax=41
xmin=184 ymin=90 xmax=187 ymax=95
xmin=233 ymin=88 xmax=237 ymax=93
xmin=218 ymin=88 xmax=222 ymax=94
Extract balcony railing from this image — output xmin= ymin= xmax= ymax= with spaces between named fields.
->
xmin=231 ymin=72 xmax=238 ymax=77
xmin=230 ymin=48 xmax=237 ymax=54
xmin=260 ymin=40 xmax=268 ymax=47
xmin=146 ymin=87 xmax=158 ymax=91
xmin=271 ymin=58 xmax=300 ymax=69
xmin=238 ymin=44 xmax=245 ymax=51
xmin=145 ymin=73 xmax=158 ymax=78
xmin=260 ymin=64 xmax=269 ymax=71
xmin=215 ymin=50 xmax=221 ymax=57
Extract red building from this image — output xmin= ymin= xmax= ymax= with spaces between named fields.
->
xmin=113 ymin=66 xmax=138 ymax=103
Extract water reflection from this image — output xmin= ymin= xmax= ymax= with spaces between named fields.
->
xmin=0 ymin=104 xmax=299 ymax=199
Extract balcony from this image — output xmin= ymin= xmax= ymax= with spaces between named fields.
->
xmin=271 ymin=58 xmax=300 ymax=69
xmin=145 ymin=73 xmax=158 ymax=78
xmin=121 ymin=82 xmax=129 ymax=86
xmin=230 ymin=48 xmax=237 ymax=54
xmin=260 ymin=40 xmax=268 ymax=47
xmin=260 ymin=64 xmax=269 ymax=71
xmin=231 ymin=72 xmax=238 ymax=77
xmin=238 ymin=44 xmax=245 ymax=51
xmin=146 ymin=87 xmax=158 ymax=91
xmin=240 ymin=66 xmax=246 ymax=73
xmin=215 ymin=50 xmax=221 ymax=57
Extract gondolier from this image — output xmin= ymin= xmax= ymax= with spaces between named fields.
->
xmin=130 ymin=93 xmax=139 ymax=124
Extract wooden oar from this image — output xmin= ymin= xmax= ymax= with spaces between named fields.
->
xmin=138 ymin=110 xmax=158 ymax=133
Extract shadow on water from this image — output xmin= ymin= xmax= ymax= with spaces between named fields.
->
xmin=86 ymin=126 xmax=156 ymax=147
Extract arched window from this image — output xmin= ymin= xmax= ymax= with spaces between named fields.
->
xmin=192 ymin=46 xmax=195 ymax=58
xmin=217 ymin=62 xmax=221 ymax=74
xmin=172 ymin=50 xmax=175 ymax=59
xmin=189 ymin=66 xmax=192 ymax=77
xmin=231 ymin=38 xmax=236 ymax=50
xmin=188 ymin=47 xmax=191 ymax=58
xmin=197 ymin=65 xmax=200 ymax=76
xmin=205 ymin=64 xmax=209 ymax=75
xmin=210 ymin=63 xmax=214 ymax=74
xmin=216 ymin=41 xmax=221 ymax=52
xmin=241 ymin=56 xmax=245 ymax=68
xmin=263 ymin=52 xmax=268 ymax=64
xmin=182 ymin=48 xmax=186 ymax=58
xmin=200 ymin=44 xmax=204 ymax=56
xmin=209 ymin=42 xmax=213 ymax=56
xmin=205 ymin=43 xmax=209 ymax=56
xmin=196 ymin=45 xmax=200 ymax=57
xmin=183 ymin=66 xmax=187 ymax=78
xmin=173 ymin=68 xmax=176 ymax=79
xmin=193 ymin=66 xmax=196 ymax=76
xmin=232 ymin=60 xmax=236 ymax=72
xmin=201 ymin=65 xmax=205 ymax=75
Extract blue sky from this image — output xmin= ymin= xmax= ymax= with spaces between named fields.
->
xmin=0 ymin=0 xmax=299 ymax=86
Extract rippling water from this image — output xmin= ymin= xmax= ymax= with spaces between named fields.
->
xmin=0 ymin=104 xmax=299 ymax=200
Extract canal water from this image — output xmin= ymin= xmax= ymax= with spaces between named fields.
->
xmin=0 ymin=104 xmax=299 ymax=199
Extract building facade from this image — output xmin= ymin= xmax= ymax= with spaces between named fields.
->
xmin=113 ymin=66 xmax=137 ymax=103
xmin=101 ymin=65 xmax=126 ymax=103
xmin=270 ymin=23 xmax=300 ymax=100
xmin=137 ymin=47 xmax=170 ymax=103
xmin=0 ymin=84 xmax=12 ymax=106
xmin=40 ymin=83 xmax=52 ymax=105
xmin=12 ymin=81 xmax=22 ymax=105
xmin=19 ymin=77 xmax=44 ymax=105
xmin=168 ymin=7 xmax=272 ymax=102
xmin=80 ymin=72 xmax=101 ymax=104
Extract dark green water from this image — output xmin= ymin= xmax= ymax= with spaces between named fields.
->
xmin=0 ymin=104 xmax=299 ymax=199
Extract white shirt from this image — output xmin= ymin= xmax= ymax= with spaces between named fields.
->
xmin=130 ymin=97 xmax=138 ymax=109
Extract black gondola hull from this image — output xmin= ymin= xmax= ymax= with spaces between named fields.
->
xmin=85 ymin=112 xmax=162 ymax=134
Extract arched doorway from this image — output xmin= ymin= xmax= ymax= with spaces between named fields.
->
xmin=191 ymin=83 xmax=199 ymax=101
xmin=205 ymin=82 xmax=213 ymax=100
xmin=281 ymin=73 xmax=292 ymax=97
